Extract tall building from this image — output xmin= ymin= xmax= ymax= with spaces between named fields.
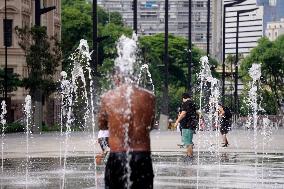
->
xmin=265 ymin=18 xmax=284 ymax=41
xmin=98 ymin=0 xmax=214 ymax=54
xmin=223 ymin=0 xmax=284 ymax=58
xmin=0 ymin=0 xmax=61 ymax=123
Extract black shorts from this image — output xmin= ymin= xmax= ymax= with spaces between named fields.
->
xmin=105 ymin=151 xmax=154 ymax=189
xmin=220 ymin=120 xmax=231 ymax=135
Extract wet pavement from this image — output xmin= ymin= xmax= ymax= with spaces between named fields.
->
xmin=1 ymin=128 xmax=284 ymax=188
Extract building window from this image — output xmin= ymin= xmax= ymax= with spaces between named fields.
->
xmin=269 ymin=0 xmax=277 ymax=6
xmin=195 ymin=33 xmax=205 ymax=42
xmin=195 ymin=12 xmax=201 ymax=21
xmin=3 ymin=19 xmax=13 ymax=47
xmin=196 ymin=1 xmax=204 ymax=8
xmin=7 ymin=68 xmax=14 ymax=75
xmin=183 ymin=1 xmax=189 ymax=7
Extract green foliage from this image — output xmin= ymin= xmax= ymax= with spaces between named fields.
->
xmin=261 ymin=89 xmax=278 ymax=115
xmin=0 ymin=68 xmax=22 ymax=97
xmin=15 ymin=26 xmax=61 ymax=96
xmin=61 ymin=1 xmax=220 ymax=118
xmin=42 ymin=124 xmax=61 ymax=132
xmin=98 ymin=23 xmax=132 ymax=69
xmin=4 ymin=123 xmax=25 ymax=133
xmin=240 ymin=36 xmax=284 ymax=114
xmin=61 ymin=0 xmax=129 ymax=71
xmin=61 ymin=5 xmax=92 ymax=58
xmin=139 ymin=34 xmax=217 ymax=117
xmin=169 ymin=85 xmax=187 ymax=118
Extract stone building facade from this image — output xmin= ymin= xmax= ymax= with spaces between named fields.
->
xmin=0 ymin=0 xmax=61 ymax=125
xmin=265 ymin=18 xmax=284 ymax=41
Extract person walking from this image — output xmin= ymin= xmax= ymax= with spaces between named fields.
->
xmin=174 ymin=93 xmax=198 ymax=160
xmin=98 ymin=67 xmax=155 ymax=189
xmin=218 ymin=104 xmax=232 ymax=147
xmin=177 ymin=104 xmax=186 ymax=148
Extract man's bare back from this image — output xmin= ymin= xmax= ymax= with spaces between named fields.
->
xmin=98 ymin=84 xmax=155 ymax=152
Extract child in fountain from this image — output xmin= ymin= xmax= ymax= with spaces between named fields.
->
xmin=218 ymin=104 xmax=232 ymax=147
xmin=95 ymin=129 xmax=110 ymax=165
xmin=98 ymin=66 xmax=155 ymax=189
xmin=98 ymin=129 xmax=109 ymax=153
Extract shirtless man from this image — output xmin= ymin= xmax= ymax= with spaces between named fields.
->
xmin=98 ymin=71 xmax=155 ymax=189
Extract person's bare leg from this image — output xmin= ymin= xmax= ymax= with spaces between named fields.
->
xmin=187 ymin=144 xmax=193 ymax=157
xmin=222 ymin=134 xmax=228 ymax=146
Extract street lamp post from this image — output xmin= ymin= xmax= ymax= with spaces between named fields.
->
xmin=35 ymin=0 xmax=56 ymax=26
xmin=207 ymin=0 xmax=210 ymax=57
xmin=221 ymin=0 xmax=245 ymax=105
xmin=93 ymin=0 xmax=98 ymax=73
xmin=162 ymin=0 xmax=169 ymax=116
xmin=158 ymin=0 xmax=169 ymax=130
xmin=133 ymin=0 xmax=138 ymax=34
xmin=188 ymin=0 xmax=192 ymax=92
xmin=4 ymin=0 xmax=8 ymax=103
xmin=234 ymin=8 xmax=258 ymax=115
xmin=33 ymin=0 xmax=56 ymax=133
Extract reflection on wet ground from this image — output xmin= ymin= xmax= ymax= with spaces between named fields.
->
xmin=0 ymin=152 xmax=284 ymax=188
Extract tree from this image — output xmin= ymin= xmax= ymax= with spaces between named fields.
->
xmin=0 ymin=69 xmax=21 ymax=97
xmin=61 ymin=1 xmax=128 ymax=71
xmin=61 ymin=1 xmax=220 ymax=118
xmin=240 ymin=36 xmax=284 ymax=114
xmin=16 ymin=26 xmax=61 ymax=95
xmin=15 ymin=26 xmax=62 ymax=130
xmin=139 ymin=34 xmax=218 ymax=117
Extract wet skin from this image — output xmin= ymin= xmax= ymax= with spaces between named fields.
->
xmin=98 ymin=84 xmax=155 ymax=152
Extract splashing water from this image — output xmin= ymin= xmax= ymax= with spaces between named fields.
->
xmin=114 ymin=34 xmax=138 ymax=80
xmin=114 ymin=34 xmax=138 ymax=188
xmin=1 ymin=100 xmax=7 ymax=173
xmin=71 ymin=41 xmax=97 ymax=171
xmin=60 ymin=72 xmax=67 ymax=152
xmin=247 ymin=63 xmax=262 ymax=153
xmin=112 ymin=33 xmax=155 ymax=188
xmin=197 ymin=56 xmax=221 ymax=188
xmin=59 ymin=71 xmax=73 ymax=170
xmin=24 ymin=95 xmax=32 ymax=189
xmin=137 ymin=64 xmax=155 ymax=92
xmin=61 ymin=39 xmax=98 ymax=188
xmin=69 ymin=39 xmax=95 ymax=129
xmin=247 ymin=63 xmax=264 ymax=187
xmin=123 ymin=86 xmax=134 ymax=189
xmin=61 ymin=73 xmax=73 ymax=189
xmin=198 ymin=56 xmax=221 ymax=147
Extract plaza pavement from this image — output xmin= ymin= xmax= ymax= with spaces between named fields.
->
xmin=2 ymin=128 xmax=284 ymax=159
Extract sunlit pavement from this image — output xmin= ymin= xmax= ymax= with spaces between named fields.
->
xmin=2 ymin=127 xmax=284 ymax=158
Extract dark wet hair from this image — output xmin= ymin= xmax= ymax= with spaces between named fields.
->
xmin=182 ymin=93 xmax=191 ymax=99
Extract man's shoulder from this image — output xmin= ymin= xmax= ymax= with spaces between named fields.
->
xmin=101 ymin=85 xmax=155 ymax=100
xmin=135 ymin=86 xmax=155 ymax=97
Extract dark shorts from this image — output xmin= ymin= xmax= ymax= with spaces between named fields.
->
xmin=220 ymin=120 xmax=231 ymax=135
xmin=105 ymin=151 xmax=154 ymax=189
xmin=98 ymin=137 xmax=109 ymax=151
